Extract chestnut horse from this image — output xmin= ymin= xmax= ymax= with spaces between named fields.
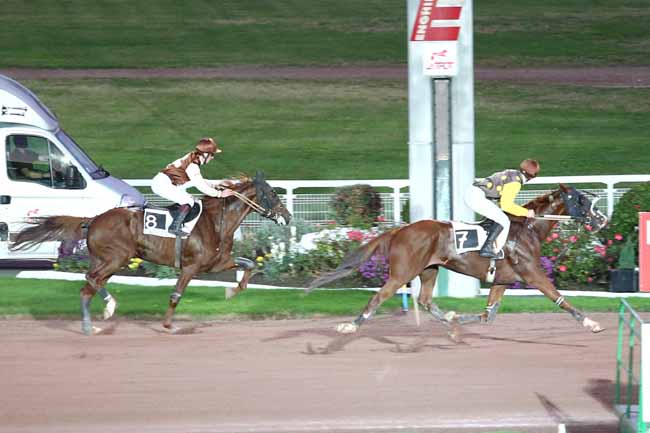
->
xmin=308 ymin=184 xmax=608 ymax=334
xmin=11 ymin=172 xmax=291 ymax=335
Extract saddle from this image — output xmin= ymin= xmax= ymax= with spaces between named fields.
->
xmin=143 ymin=202 xmax=203 ymax=238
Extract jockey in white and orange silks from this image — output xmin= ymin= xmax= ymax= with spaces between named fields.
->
xmin=151 ymin=137 xmax=234 ymax=235
xmin=464 ymin=159 xmax=540 ymax=258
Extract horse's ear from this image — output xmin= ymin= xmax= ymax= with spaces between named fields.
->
xmin=559 ymin=183 xmax=569 ymax=192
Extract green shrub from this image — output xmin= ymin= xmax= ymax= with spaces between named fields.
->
xmin=331 ymin=184 xmax=382 ymax=227
xmin=602 ymin=182 xmax=650 ymax=265
xmin=541 ymin=222 xmax=610 ymax=287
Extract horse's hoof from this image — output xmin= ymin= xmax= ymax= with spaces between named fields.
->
xmin=336 ymin=323 xmax=358 ymax=334
xmin=444 ymin=311 xmax=458 ymax=323
xmin=81 ymin=322 xmax=93 ymax=336
xmin=103 ymin=298 xmax=117 ymax=320
xmin=583 ymin=317 xmax=604 ymax=333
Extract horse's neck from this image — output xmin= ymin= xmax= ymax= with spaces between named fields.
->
xmin=214 ymin=191 xmax=255 ymax=236
xmin=528 ymin=193 xmax=566 ymax=240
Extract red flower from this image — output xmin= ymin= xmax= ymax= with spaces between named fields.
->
xmin=585 ymin=225 xmax=593 ymax=231
xmin=587 ymin=277 xmax=593 ymax=283
xmin=347 ymin=230 xmax=364 ymax=241
xmin=551 ymin=232 xmax=560 ymax=239
xmin=558 ymin=265 xmax=567 ymax=272
xmin=614 ymin=233 xmax=624 ymax=241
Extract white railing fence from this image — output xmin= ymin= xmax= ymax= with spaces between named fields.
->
xmin=126 ymin=175 xmax=650 ymax=232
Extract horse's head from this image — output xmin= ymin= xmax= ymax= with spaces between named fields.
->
xmin=558 ymin=184 xmax=608 ymax=232
xmin=251 ymin=171 xmax=292 ymax=226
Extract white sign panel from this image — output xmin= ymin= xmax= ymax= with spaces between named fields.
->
xmin=422 ymin=42 xmax=458 ymax=77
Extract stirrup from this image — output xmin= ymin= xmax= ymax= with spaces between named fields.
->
xmin=480 ymin=247 xmax=504 ymax=260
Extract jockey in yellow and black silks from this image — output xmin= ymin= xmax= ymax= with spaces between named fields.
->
xmin=464 ymin=159 xmax=540 ymax=258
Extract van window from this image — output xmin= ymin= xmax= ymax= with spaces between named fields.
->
xmin=5 ymin=134 xmax=86 ymax=189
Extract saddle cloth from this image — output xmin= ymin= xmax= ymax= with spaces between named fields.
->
xmin=143 ymin=201 xmax=203 ymax=238
xmin=450 ymin=220 xmax=490 ymax=254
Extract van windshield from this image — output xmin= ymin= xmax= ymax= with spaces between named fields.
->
xmin=55 ymin=130 xmax=109 ymax=179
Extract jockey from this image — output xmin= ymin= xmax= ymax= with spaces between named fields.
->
xmin=464 ymin=159 xmax=540 ymax=258
xmin=151 ymin=137 xmax=234 ymax=235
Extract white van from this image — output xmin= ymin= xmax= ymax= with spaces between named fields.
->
xmin=0 ymin=74 xmax=145 ymax=262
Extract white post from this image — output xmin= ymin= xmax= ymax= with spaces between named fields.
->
xmin=393 ymin=186 xmax=402 ymax=224
xmin=284 ymin=187 xmax=295 ymax=218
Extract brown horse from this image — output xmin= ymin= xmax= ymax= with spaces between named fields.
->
xmin=308 ymin=184 xmax=608 ymax=334
xmin=11 ymin=172 xmax=291 ymax=334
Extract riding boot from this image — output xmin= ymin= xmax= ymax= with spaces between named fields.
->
xmin=168 ymin=204 xmax=191 ymax=235
xmin=479 ymin=223 xmax=504 ymax=258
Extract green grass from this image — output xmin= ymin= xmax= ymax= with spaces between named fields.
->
xmin=3 ymin=277 xmax=650 ymax=319
xmin=25 ymin=78 xmax=650 ymax=180
xmin=1 ymin=0 xmax=648 ymax=68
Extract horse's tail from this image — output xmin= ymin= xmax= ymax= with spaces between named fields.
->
xmin=306 ymin=228 xmax=399 ymax=292
xmin=10 ymin=216 xmax=91 ymax=251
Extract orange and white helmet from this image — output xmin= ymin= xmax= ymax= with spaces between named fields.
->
xmin=195 ymin=137 xmax=221 ymax=155
xmin=519 ymin=159 xmax=540 ymax=179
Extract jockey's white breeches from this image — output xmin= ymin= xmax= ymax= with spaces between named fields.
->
xmin=151 ymin=172 xmax=195 ymax=206
xmin=464 ymin=185 xmax=510 ymax=251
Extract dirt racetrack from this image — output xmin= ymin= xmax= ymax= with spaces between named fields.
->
xmin=0 ymin=312 xmax=631 ymax=433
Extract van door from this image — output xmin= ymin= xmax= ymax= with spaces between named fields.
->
xmin=0 ymin=132 xmax=88 ymax=259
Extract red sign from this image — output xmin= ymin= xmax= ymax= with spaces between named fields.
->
xmin=640 ymin=212 xmax=650 ymax=292
xmin=410 ymin=0 xmax=462 ymax=42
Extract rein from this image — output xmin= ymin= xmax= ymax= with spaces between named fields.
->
xmin=231 ymin=190 xmax=270 ymax=216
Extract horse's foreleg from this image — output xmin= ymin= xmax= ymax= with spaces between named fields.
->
xmin=337 ymin=278 xmax=403 ymax=334
xmin=163 ymin=267 xmax=199 ymax=331
xmin=526 ymin=274 xmax=604 ymax=333
xmin=225 ymin=257 xmax=255 ymax=299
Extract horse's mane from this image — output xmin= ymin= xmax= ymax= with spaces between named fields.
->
xmin=523 ymin=190 xmax=555 ymax=210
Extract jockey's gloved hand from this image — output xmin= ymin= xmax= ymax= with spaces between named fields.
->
xmin=527 ymin=209 xmax=535 ymax=218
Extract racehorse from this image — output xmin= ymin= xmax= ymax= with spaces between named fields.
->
xmin=308 ymin=184 xmax=609 ymax=334
xmin=11 ymin=172 xmax=291 ymax=335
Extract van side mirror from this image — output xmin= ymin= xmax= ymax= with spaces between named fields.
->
xmin=65 ymin=165 xmax=84 ymax=189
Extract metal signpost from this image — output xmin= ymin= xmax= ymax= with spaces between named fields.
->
xmin=407 ymin=0 xmax=478 ymax=296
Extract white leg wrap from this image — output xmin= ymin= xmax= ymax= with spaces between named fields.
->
xmin=103 ymin=296 xmax=117 ymax=320
xmin=555 ymin=296 xmax=565 ymax=306
xmin=336 ymin=322 xmax=359 ymax=334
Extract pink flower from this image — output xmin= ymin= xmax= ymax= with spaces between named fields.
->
xmin=550 ymin=256 xmax=557 ymax=261
xmin=587 ymin=277 xmax=593 ymax=283
xmin=614 ymin=233 xmax=623 ymax=241
xmin=569 ymin=235 xmax=578 ymax=243
xmin=558 ymin=265 xmax=567 ymax=272
xmin=585 ymin=225 xmax=593 ymax=231
xmin=607 ymin=239 xmax=613 ymax=246
xmin=346 ymin=230 xmax=364 ymax=241
xmin=551 ymin=232 xmax=560 ymax=239
xmin=376 ymin=215 xmax=386 ymax=222
xmin=546 ymin=237 xmax=553 ymax=243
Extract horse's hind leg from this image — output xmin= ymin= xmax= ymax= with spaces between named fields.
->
xmin=337 ymin=278 xmax=403 ymax=334
xmin=452 ymin=284 xmax=508 ymax=325
xmin=81 ymin=254 xmax=130 ymax=335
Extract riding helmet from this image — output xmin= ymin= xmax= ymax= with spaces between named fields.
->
xmin=520 ymin=159 xmax=540 ymax=179
xmin=195 ymin=137 xmax=221 ymax=154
